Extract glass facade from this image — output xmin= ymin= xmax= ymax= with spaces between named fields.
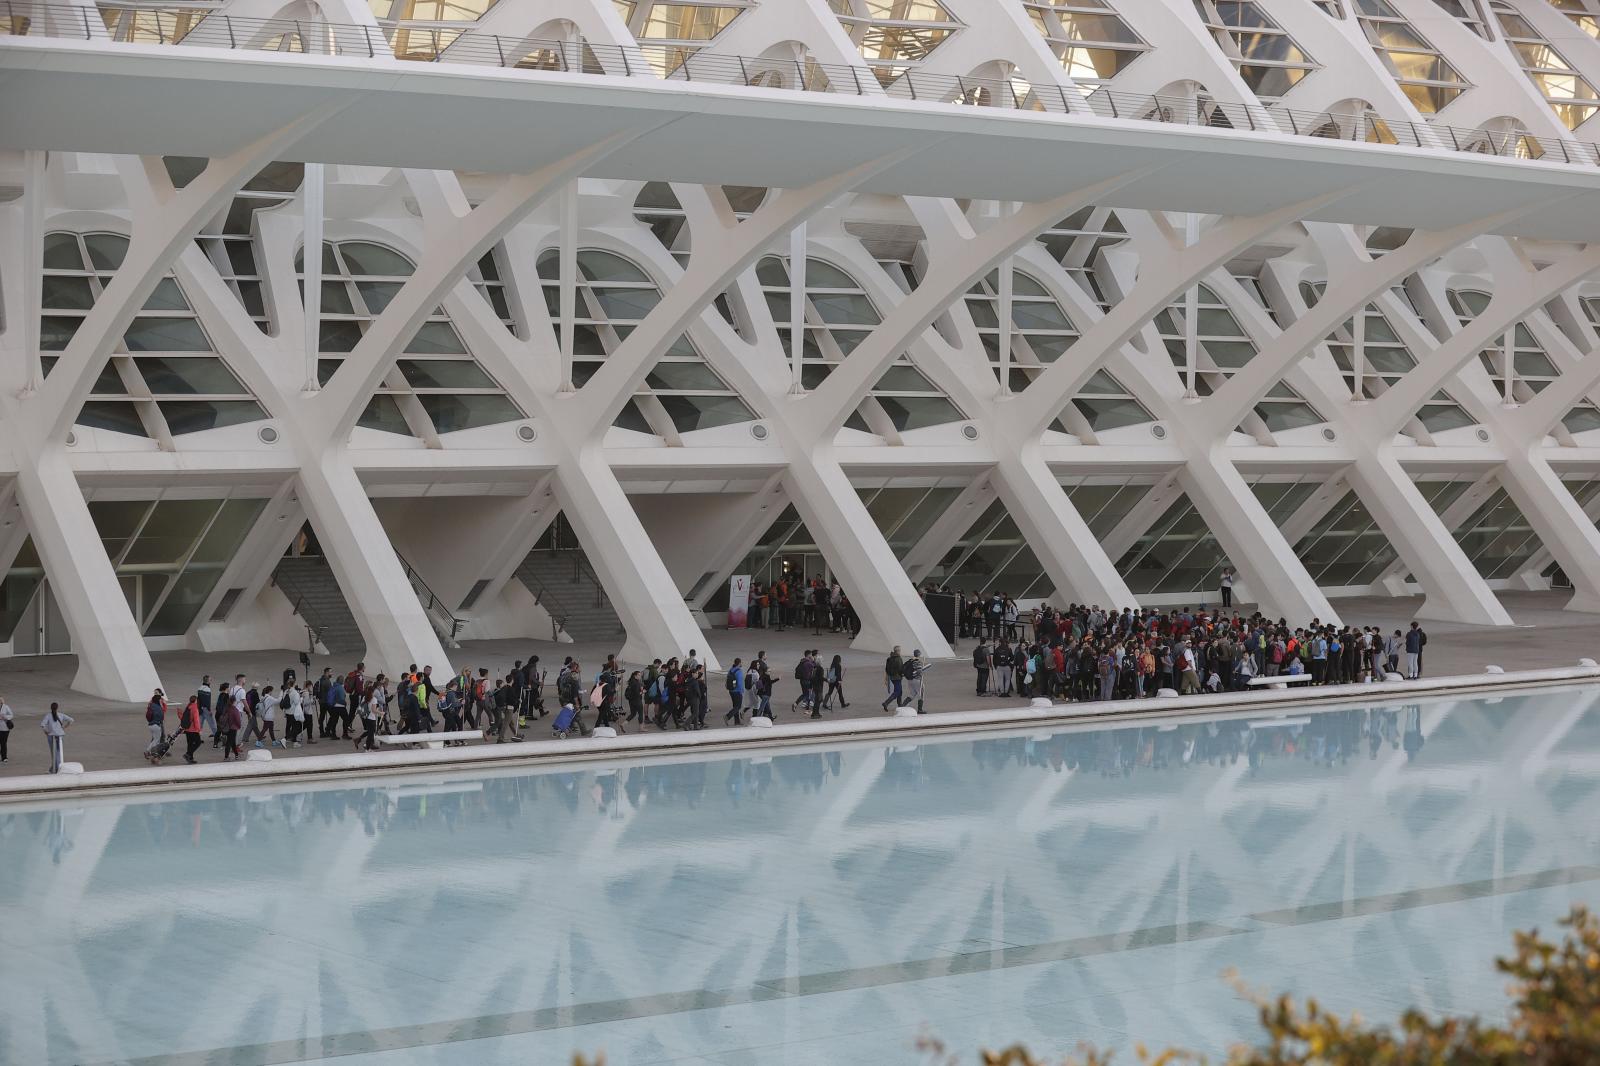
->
xmin=0 ymin=496 xmax=271 ymax=641
xmin=300 ymin=239 xmax=523 ymax=437
xmin=827 ymin=0 xmax=962 ymax=85
xmin=188 ymin=161 xmax=304 ymax=335
xmin=1490 ymin=1 xmax=1599 ymax=131
xmin=1193 ymin=0 xmax=1319 ymax=98
xmin=756 ymin=256 xmax=965 ymax=434
xmin=617 ymin=1 xmax=750 ymax=76
xmin=1301 ymin=280 xmax=1477 ymax=436
xmin=537 ymin=248 xmax=755 ymax=436
xmin=41 ymin=231 xmax=268 ymax=439
xmin=1354 ymin=0 xmax=1470 ymax=113
xmin=1022 ymin=0 xmax=1149 ymax=90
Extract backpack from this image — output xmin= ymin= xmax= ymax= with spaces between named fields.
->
xmin=726 ymin=671 xmax=738 ymax=692
xmin=145 ymin=701 xmax=161 ymax=724
xmin=279 ymin=691 xmax=291 ymax=710
xmin=973 ymin=646 xmax=987 ymax=668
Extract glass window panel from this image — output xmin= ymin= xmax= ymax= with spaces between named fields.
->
xmin=578 ymin=250 xmax=650 ymax=283
xmin=141 ymin=278 xmax=189 ymax=311
xmin=40 ymin=317 xmax=81 ymax=352
xmin=1416 ymin=403 xmax=1476 ymax=431
xmin=123 ymin=317 xmax=209 ymax=352
xmin=338 ymin=242 xmax=414 ymax=277
xmin=357 ymin=395 xmax=414 ymax=436
xmin=403 ymin=321 xmax=467 ymax=355
xmin=190 ymin=498 xmax=266 ymax=565
xmin=874 ymin=365 xmax=936 ymax=392
xmin=84 ymin=233 xmax=130 ymax=271
xmin=645 ymin=362 xmax=729 ymax=392
xmin=593 ymin=288 xmax=661 ymax=319
xmin=43 ymin=232 xmax=84 ymax=270
xmin=42 ymin=276 xmax=95 ymax=311
xmin=1255 ymin=401 xmax=1325 ymax=431
xmin=77 ymin=401 xmax=148 ymax=437
xmin=1072 ymin=396 xmax=1151 ymax=431
xmin=355 ymin=281 xmax=402 ymax=313
xmin=418 ymin=393 xmax=523 ymax=433
xmin=397 ymin=359 xmax=496 ymax=390
xmin=875 ymin=395 xmax=964 ymax=431
xmin=158 ymin=400 xmax=266 ymax=434
xmin=144 ymin=569 xmax=225 ymax=638
xmin=123 ymin=499 xmax=218 ymax=565
xmin=613 ymin=398 xmax=655 ymax=434
xmin=319 ymin=320 xmax=364 ymax=353
xmin=89 ymin=500 xmax=152 ymax=560
xmin=656 ymin=393 xmax=756 ymax=433
xmin=137 ymin=356 xmax=245 ymax=396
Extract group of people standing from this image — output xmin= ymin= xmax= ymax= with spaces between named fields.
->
xmin=969 ymin=602 xmax=1431 ymax=702
xmin=745 ymin=577 xmax=861 ymax=635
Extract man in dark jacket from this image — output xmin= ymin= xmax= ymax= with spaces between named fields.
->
xmin=881 ymin=647 xmax=904 ymax=711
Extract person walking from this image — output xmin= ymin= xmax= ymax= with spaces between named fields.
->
xmin=881 ymin=646 xmax=904 ymax=712
xmin=41 ymin=703 xmax=72 ymax=773
xmin=197 ymin=675 xmax=216 ymax=746
xmin=180 ymin=695 xmax=203 ymax=764
xmin=357 ymin=683 xmax=381 ymax=750
xmin=143 ymin=689 xmax=167 ymax=757
xmin=0 ymin=694 xmax=12 ymax=763
xmin=822 ymin=654 xmax=848 ymax=710
xmin=903 ymin=651 xmax=925 ymax=714
xmin=218 ymin=696 xmax=241 ymax=760
xmin=724 ymin=659 xmax=744 ymax=725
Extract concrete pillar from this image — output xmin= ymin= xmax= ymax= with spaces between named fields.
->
xmin=1346 ymin=451 xmax=1512 ymax=626
xmin=989 ymin=447 xmax=1136 ymax=609
xmin=553 ymin=450 xmax=714 ymax=669
xmin=780 ymin=452 xmax=952 ymax=657
xmin=1177 ymin=451 xmax=1340 ymax=624
xmin=13 ymin=448 xmax=161 ymax=700
xmin=295 ymin=458 xmax=453 ymax=675
xmin=1499 ymin=451 xmax=1600 ymax=615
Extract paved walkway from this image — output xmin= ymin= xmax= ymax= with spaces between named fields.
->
xmin=0 ymin=591 xmax=1594 ymax=777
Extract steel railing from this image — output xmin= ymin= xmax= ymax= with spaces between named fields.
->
xmin=7 ymin=2 xmax=1600 ymax=169
xmin=396 ymin=552 xmax=463 ymax=646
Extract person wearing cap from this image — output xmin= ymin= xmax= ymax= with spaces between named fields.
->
xmin=143 ymin=688 xmax=167 ymax=755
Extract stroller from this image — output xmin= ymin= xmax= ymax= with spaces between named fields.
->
xmin=144 ymin=728 xmax=182 ymax=765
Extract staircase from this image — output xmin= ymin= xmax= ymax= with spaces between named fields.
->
xmin=272 ymin=556 xmax=365 ymax=655
xmin=515 ymin=548 xmax=624 ymax=642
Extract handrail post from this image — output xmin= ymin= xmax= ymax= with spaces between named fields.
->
xmin=494 ymin=33 xmax=504 ymax=67
xmin=1059 ymin=85 xmax=1071 ymax=114
xmin=620 ymin=45 xmax=631 ymax=77
xmin=738 ymin=54 xmax=748 ymax=84
xmin=226 ymin=14 xmax=235 ymax=48
xmin=850 ymin=65 xmax=863 ymax=94
xmin=795 ymin=58 xmax=805 ymax=90
xmin=906 ymin=71 xmax=917 ymax=100
xmin=82 ymin=5 xmax=91 ymax=39
xmin=1107 ymin=91 xmax=1119 ymax=119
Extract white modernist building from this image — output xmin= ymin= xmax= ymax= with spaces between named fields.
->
xmin=6 ymin=0 xmax=1600 ymax=699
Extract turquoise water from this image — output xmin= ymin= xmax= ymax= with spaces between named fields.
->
xmin=2 ymin=687 xmax=1599 ymax=1065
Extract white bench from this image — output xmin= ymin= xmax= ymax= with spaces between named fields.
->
xmin=375 ymin=730 xmax=483 ymax=750
xmin=1248 ymin=673 xmax=1314 ymax=690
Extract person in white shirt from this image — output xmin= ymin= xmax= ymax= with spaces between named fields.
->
xmin=285 ymin=683 xmax=306 ymax=747
xmin=258 ymin=685 xmax=281 ymax=749
xmin=0 ymin=695 xmax=12 ymax=763
xmin=40 ymin=702 xmax=72 ymax=773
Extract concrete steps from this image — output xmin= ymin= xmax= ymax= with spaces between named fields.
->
xmin=515 ymin=549 xmax=624 ymax=642
xmin=271 ymin=556 xmax=365 ymax=656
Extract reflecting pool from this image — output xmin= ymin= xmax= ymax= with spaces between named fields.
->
xmin=3 ymin=686 xmax=1599 ymax=1065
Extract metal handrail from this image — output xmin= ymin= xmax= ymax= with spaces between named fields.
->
xmin=6 ymin=2 xmax=1599 ymax=169
xmin=395 ymin=552 xmax=463 ymax=644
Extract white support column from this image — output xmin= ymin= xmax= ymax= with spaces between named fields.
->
xmin=559 ymin=179 xmax=578 ymax=393
xmin=21 ymin=149 xmax=46 ymax=393
xmin=553 ymin=450 xmax=714 ymax=668
xmin=780 ymin=451 xmax=953 ymax=657
xmin=1182 ymin=212 xmax=1199 ymax=401
xmin=295 ymin=459 xmax=452 ymax=675
xmin=1176 ymin=451 xmax=1340 ymax=624
xmin=1345 ymin=451 xmax=1513 ymax=626
xmin=789 ymin=221 xmax=807 ymax=395
xmin=301 ymin=162 xmax=324 ymax=393
xmin=989 ymin=446 xmax=1136 ymax=609
xmin=13 ymin=449 xmax=161 ymax=700
xmin=997 ymin=231 xmax=1014 ymax=396
xmin=1498 ymin=451 xmax=1600 ymax=614
xmin=902 ymin=475 xmax=996 ymax=585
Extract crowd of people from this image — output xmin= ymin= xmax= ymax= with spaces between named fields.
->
xmin=743 ymin=576 xmax=862 ymax=634
xmin=964 ymin=600 xmax=1430 ymax=701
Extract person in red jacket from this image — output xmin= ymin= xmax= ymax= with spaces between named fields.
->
xmin=180 ymin=695 xmax=203 ymax=764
